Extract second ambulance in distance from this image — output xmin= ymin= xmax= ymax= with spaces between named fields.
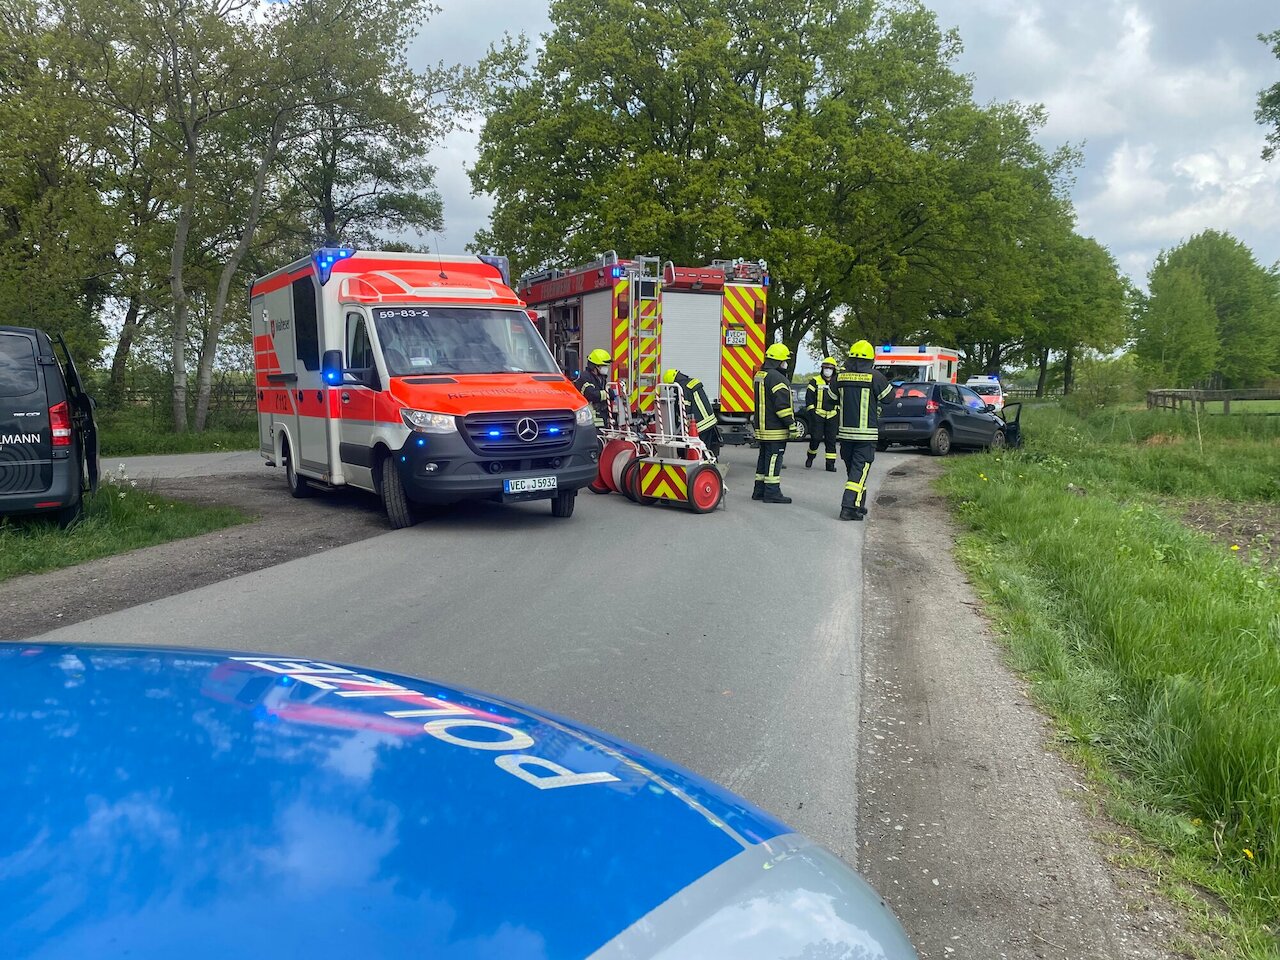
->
xmin=251 ymin=248 xmax=599 ymax=528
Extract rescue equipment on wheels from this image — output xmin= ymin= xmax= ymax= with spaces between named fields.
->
xmin=588 ymin=380 xmax=725 ymax=514
xmin=518 ymin=252 xmax=768 ymax=446
xmin=250 ymin=248 xmax=599 ymax=529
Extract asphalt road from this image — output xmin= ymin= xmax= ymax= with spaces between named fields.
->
xmin=35 ymin=442 xmax=895 ymax=862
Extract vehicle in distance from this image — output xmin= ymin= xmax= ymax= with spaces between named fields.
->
xmin=0 ymin=326 xmax=98 ymax=527
xmin=965 ymin=376 xmax=1005 ymax=413
xmin=789 ymin=383 xmax=810 ymax=442
xmin=878 ymin=381 xmax=1006 ymax=455
xmin=0 ymin=643 xmax=918 ymax=960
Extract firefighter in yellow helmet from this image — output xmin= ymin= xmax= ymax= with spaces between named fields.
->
xmin=576 ymin=348 xmax=613 ymax=428
xmin=663 ymin=368 xmax=721 ymax=458
xmin=804 ymin=356 xmax=840 ymax=471
xmin=751 ymin=342 xmax=796 ymax=503
xmin=835 ymin=340 xmax=893 ymax=520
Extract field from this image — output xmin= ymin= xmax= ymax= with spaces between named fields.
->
xmin=95 ymin=404 xmax=258 ymax=457
xmin=941 ymin=405 xmax=1280 ymax=956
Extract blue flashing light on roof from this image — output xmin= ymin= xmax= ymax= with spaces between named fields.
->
xmin=478 ymin=254 xmax=512 ymax=286
xmin=312 ymin=246 xmax=355 ymax=286
xmin=882 ymin=344 xmax=893 ymax=351
xmin=762 ymin=274 xmax=769 ymax=287
xmin=919 ymin=345 xmax=928 ymax=353
xmin=611 ymin=265 xmax=624 ymax=279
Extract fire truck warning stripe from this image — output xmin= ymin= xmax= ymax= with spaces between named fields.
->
xmin=640 ymin=463 xmax=688 ymax=500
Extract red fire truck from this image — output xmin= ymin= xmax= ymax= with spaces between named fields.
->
xmin=518 ymin=253 xmax=768 ymax=444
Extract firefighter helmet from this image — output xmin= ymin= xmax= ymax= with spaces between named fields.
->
xmin=765 ymin=343 xmax=791 ymax=362
xmin=848 ymin=340 xmax=874 ymax=360
xmin=821 ymin=356 xmax=838 ymax=369
xmin=662 ymin=369 xmax=678 ymax=384
xmin=587 ymin=348 xmax=611 ymax=365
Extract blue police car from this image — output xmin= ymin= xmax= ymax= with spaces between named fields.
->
xmin=0 ymin=644 xmax=917 ymax=959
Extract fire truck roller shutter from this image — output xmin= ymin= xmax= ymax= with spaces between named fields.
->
xmin=660 ymin=291 xmax=723 ymax=403
xmin=580 ymin=289 xmax=614 ymax=376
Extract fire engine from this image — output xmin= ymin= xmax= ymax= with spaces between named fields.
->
xmin=874 ymin=344 xmax=960 ymax=383
xmin=518 ymin=252 xmax=769 ymax=444
xmin=250 ymin=248 xmax=599 ymax=529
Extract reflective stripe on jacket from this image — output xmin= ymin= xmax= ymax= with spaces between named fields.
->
xmin=806 ymin=375 xmax=838 ymax=419
xmin=753 ymin=362 xmax=795 ymax=441
xmin=836 ymin=359 xmax=893 ymax=441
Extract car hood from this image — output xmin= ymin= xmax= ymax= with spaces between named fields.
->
xmin=0 ymin=644 xmax=915 ymax=960
xmin=388 ymin=373 xmax=585 ymax=416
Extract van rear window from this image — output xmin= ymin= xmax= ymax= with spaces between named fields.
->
xmin=892 ymin=384 xmax=930 ymax=399
xmin=0 ymin=333 xmax=38 ymax=398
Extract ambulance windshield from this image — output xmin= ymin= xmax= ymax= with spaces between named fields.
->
xmin=371 ymin=307 xmax=559 ymax=376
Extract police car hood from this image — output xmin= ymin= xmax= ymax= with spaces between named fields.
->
xmin=0 ymin=644 xmax=915 ymax=960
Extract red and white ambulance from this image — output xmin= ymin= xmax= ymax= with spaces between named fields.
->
xmin=873 ymin=344 xmax=960 ymax=383
xmin=251 ymin=248 xmax=599 ymax=528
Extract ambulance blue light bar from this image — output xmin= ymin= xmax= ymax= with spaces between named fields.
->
xmin=313 ymin=246 xmax=355 ymax=285
xmin=478 ymin=254 xmax=511 ymax=286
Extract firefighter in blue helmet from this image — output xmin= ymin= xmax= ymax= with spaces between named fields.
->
xmin=663 ymin=368 xmax=721 ymax=458
xmin=752 ymin=343 xmax=796 ymax=503
xmin=577 ymin=348 xmax=613 ymax=427
xmin=836 ymin=339 xmax=894 ymax=520
xmin=805 ymin=356 xmax=840 ymax=471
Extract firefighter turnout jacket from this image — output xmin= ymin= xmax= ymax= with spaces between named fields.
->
xmin=836 ymin=357 xmax=893 ymax=441
xmin=753 ymin=358 xmax=795 ymax=440
xmin=805 ymin=374 xmax=838 ymax=420
xmin=674 ymin=371 xmax=717 ymax=433
xmin=576 ymin=370 xmax=610 ymax=427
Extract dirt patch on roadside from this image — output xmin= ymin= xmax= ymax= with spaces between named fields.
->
xmin=1179 ymin=499 xmax=1279 ymax=569
xmin=2 ymin=471 xmax=387 ymax=640
xmin=859 ymin=459 xmax=1192 ymax=959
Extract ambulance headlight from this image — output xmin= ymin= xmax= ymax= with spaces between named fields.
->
xmin=401 ymin=409 xmax=457 ymax=434
xmin=575 ymin=404 xmax=594 ymax=426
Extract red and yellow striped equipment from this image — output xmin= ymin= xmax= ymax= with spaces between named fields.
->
xmin=718 ymin=283 xmax=767 ymax=414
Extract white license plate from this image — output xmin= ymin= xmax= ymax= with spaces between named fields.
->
xmin=882 ymin=423 xmax=909 ymax=431
xmin=724 ymin=329 xmax=748 ymax=347
xmin=504 ymin=476 xmax=557 ymax=494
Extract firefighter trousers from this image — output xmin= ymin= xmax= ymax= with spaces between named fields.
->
xmin=702 ymin=426 xmax=723 ymax=460
xmin=807 ymin=414 xmax=838 ymax=463
xmin=840 ymin=440 xmax=876 ymax=512
xmin=755 ymin=440 xmax=786 ymax=485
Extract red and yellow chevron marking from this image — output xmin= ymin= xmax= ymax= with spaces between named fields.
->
xmin=639 ymin=461 xmax=689 ymax=502
xmin=719 ymin=284 xmax=766 ymax=414
xmin=611 ymin=278 xmax=630 ymax=385
xmin=636 ymin=294 xmax=661 ymax=412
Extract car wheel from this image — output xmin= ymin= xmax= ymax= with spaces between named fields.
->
xmin=928 ymin=426 xmax=952 ymax=456
xmin=876 ymin=440 xmax=890 ymax=453
xmin=792 ymin=421 xmax=809 ymax=442
xmin=988 ymin=429 xmax=1007 ymax=451
xmin=283 ymin=441 xmax=314 ymax=499
xmin=379 ymin=456 xmax=417 ymax=529
xmin=550 ymin=489 xmax=576 ymax=518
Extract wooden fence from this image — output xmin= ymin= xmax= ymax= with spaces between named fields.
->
xmin=1146 ymin=388 xmax=1280 ymax=414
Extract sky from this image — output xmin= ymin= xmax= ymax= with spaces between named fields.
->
xmin=409 ymin=0 xmax=1280 ymax=285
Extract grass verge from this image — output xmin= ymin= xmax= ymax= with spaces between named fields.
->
xmin=940 ymin=405 xmax=1280 ymax=957
xmin=96 ymin=406 xmax=258 ymax=457
xmin=0 ymin=478 xmax=247 ymax=583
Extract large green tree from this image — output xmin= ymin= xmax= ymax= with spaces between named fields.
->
xmin=1259 ymin=29 xmax=1280 ymax=161
xmin=1132 ymin=263 xmax=1219 ymax=387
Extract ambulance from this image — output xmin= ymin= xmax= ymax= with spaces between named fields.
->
xmin=250 ymin=248 xmax=599 ymax=528
xmin=519 ymin=253 xmax=768 ymax=444
xmin=874 ymin=344 xmax=961 ymax=383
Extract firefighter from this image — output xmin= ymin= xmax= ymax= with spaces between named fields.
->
xmin=576 ymin=348 xmax=613 ymax=428
xmin=836 ymin=339 xmax=894 ymax=521
xmin=804 ymin=357 xmax=840 ymax=471
xmin=662 ymin=368 xmax=721 ymax=458
xmin=752 ymin=343 xmax=796 ymax=504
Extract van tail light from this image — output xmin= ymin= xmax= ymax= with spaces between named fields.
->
xmin=925 ymin=400 xmax=940 ymax=413
xmin=49 ymin=401 xmax=72 ymax=446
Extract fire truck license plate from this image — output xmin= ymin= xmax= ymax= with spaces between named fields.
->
xmin=504 ymin=476 xmax=557 ymax=494
xmin=724 ymin=329 xmax=748 ymax=347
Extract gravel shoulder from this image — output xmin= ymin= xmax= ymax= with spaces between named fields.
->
xmin=2 ymin=469 xmax=388 ymax=640
xmin=859 ymin=454 xmax=1189 ymax=959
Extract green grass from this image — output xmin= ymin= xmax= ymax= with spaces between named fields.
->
xmin=0 ymin=479 xmax=247 ymax=583
xmin=96 ymin=405 xmax=258 ymax=457
xmin=941 ymin=406 xmax=1280 ymax=956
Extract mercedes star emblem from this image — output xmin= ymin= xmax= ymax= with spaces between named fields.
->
xmin=516 ymin=417 xmax=540 ymax=442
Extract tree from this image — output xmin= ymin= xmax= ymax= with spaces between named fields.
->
xmin=1133 ymin=262 xmax=1219 ymax=387
xmin=1258 ymin=29 xmax=1280 ymax=161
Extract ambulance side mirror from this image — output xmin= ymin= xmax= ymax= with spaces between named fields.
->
xmin=322 ymin=350 xmax=344 ymax=386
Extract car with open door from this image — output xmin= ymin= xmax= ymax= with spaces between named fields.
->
xmin=0 ymin=326 xmax=98 ymax=527
xmin=876 ymin=381 xmax=1006 ymax=455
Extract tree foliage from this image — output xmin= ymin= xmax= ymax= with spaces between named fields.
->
xmin=1259 ymin=29 xmax=1280 ymax=162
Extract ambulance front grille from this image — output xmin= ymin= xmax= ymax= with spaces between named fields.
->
xmin=461 ymin=410 xmax=576 ymax=456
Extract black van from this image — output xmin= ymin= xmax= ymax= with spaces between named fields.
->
xmin=0 ymin=326 xmax=99 ymax=526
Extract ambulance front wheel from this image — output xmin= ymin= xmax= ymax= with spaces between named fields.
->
xmin=379 ymin=456 xmax=417 ymax=529
xmin=551 ymin=489 xmax=576 ymax=518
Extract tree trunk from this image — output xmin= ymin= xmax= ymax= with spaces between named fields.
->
xmin=170 ymin=147 xmax=198 ymax=433
xmin=1062 ymin=345 xmax=1076 ymax=395
xmin=1035 ymin=347 xmax=1050 ymax=397
xmin=107 ymin=294 xmax=142 ymax=405
xmin=194 ymin=119 xmax=284 ymax=431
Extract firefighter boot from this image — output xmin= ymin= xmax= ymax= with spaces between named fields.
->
xmin=839 ymin=507 xmax=863 ymax=521
xmin=825 ymin=461 xmax=837 ymax=472
xmin=805 ymin=452 xmax=815 ymax=469
xmin=752 ymin=481 xmax=766 ymax=501
xmin=762 ymin=486 xmax=792 ymax=504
